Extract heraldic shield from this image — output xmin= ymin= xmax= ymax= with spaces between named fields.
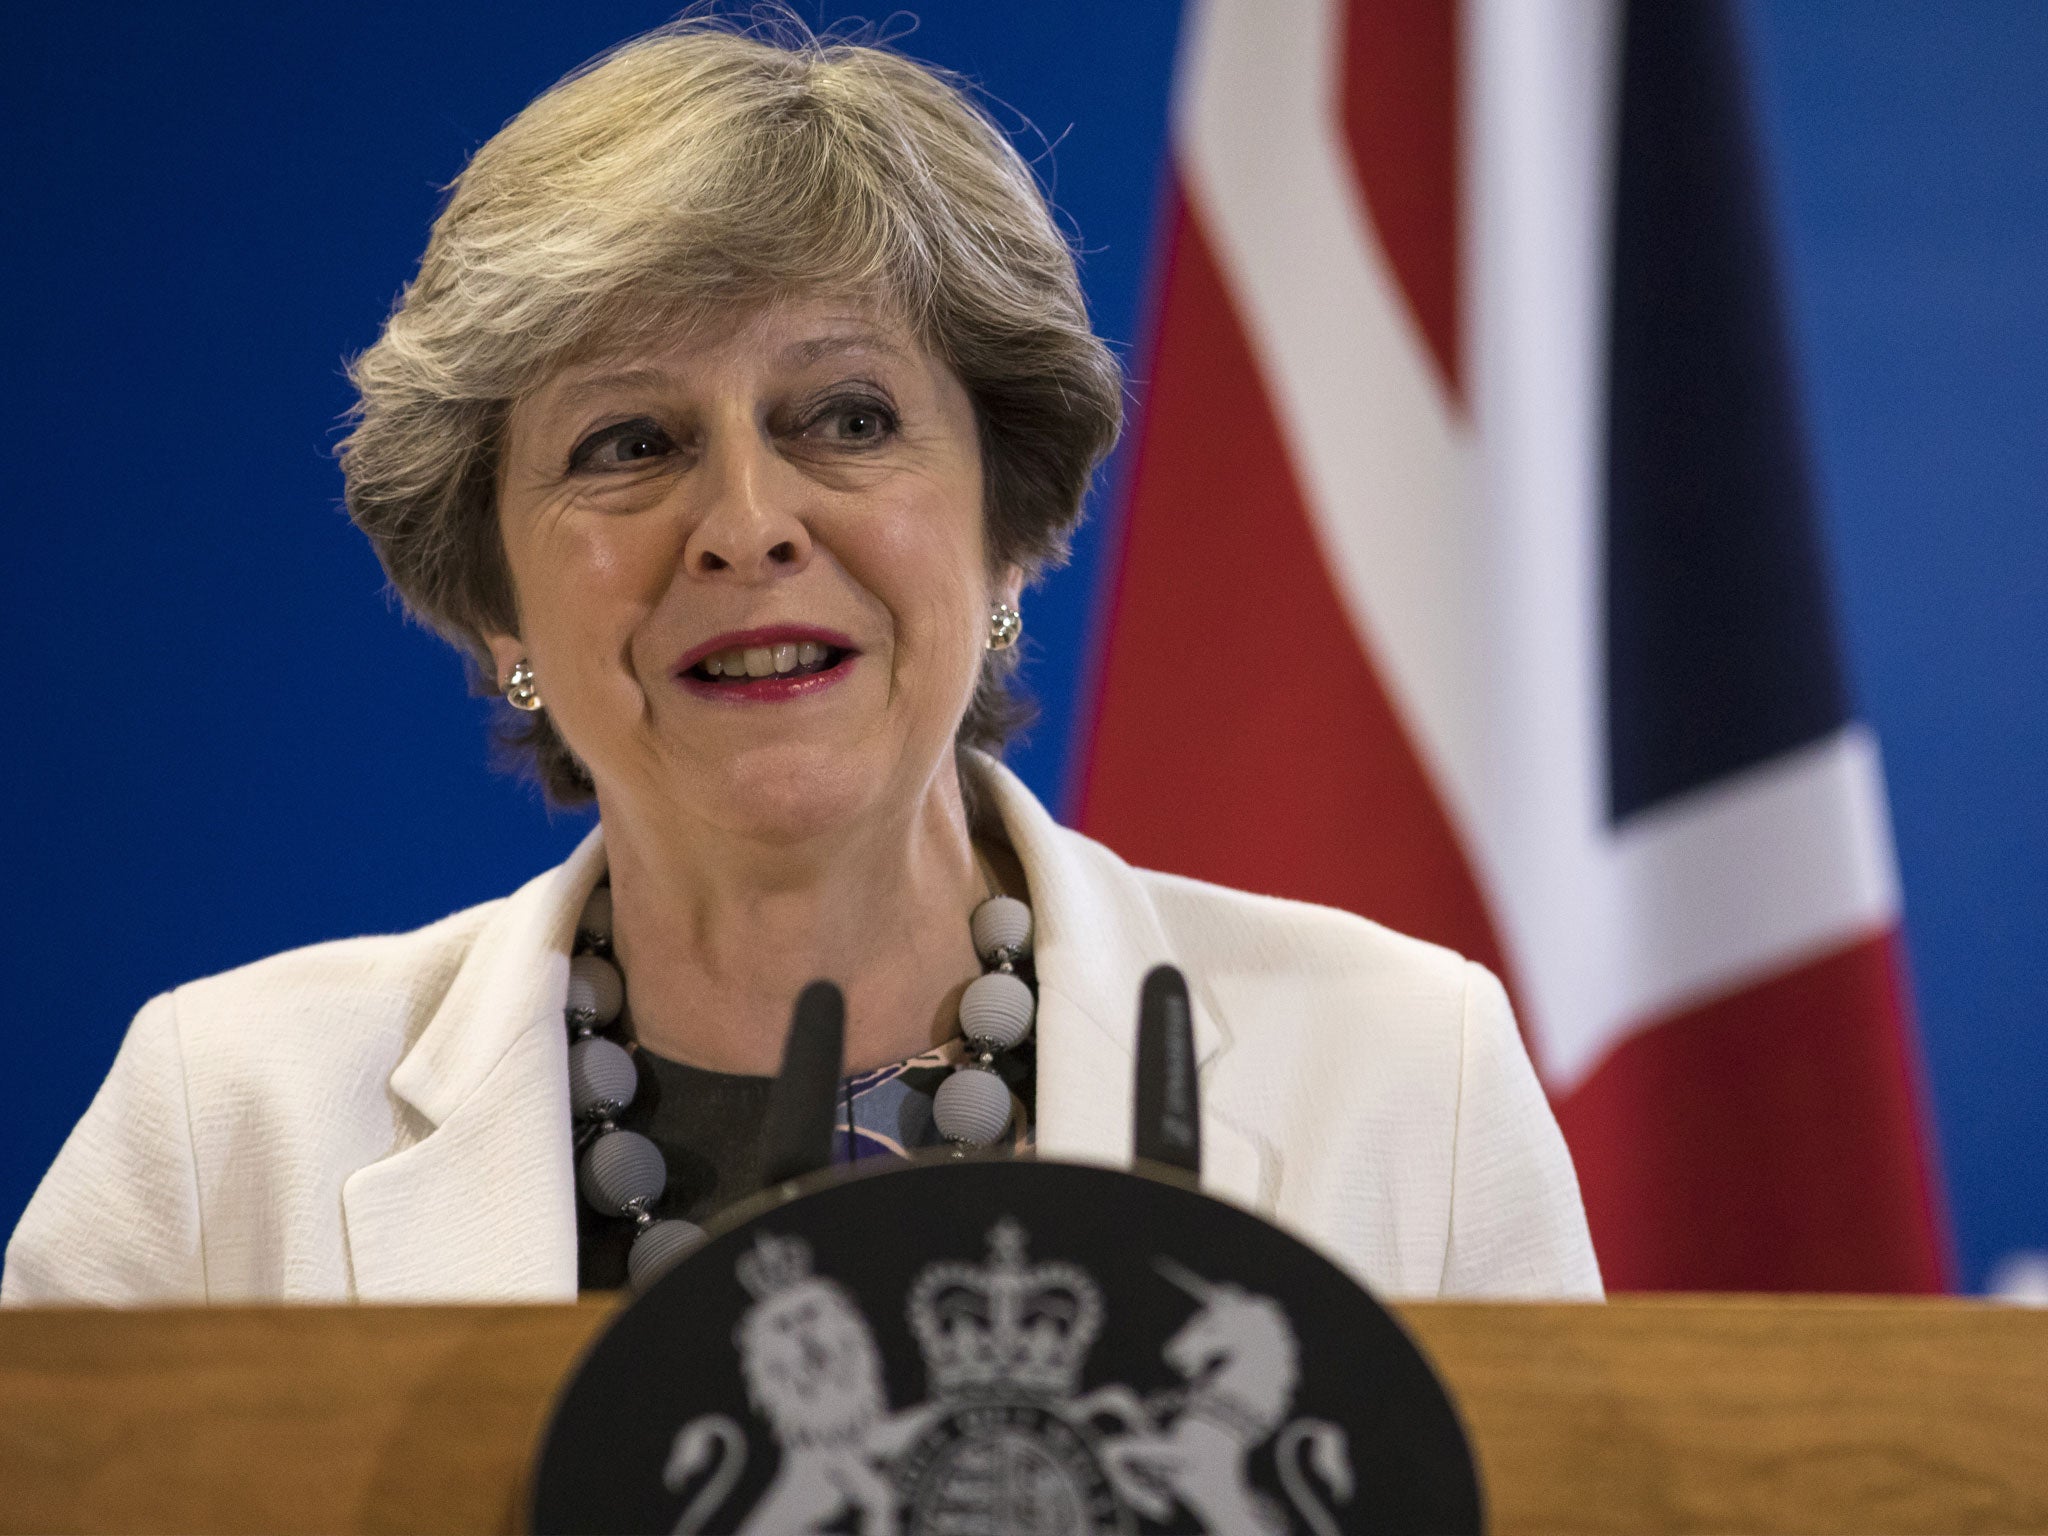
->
xmin=530 ymin=1158 xmax=1482 ymax=1535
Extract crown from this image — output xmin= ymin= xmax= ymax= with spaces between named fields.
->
xmin=735 ymin=1231 xmax=814 ymax=1300
xmin=907 ymin=1218 xmax=1103 ymax=1400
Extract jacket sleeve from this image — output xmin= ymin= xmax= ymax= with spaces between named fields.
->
xmin=3 ymin=993 xmax=208 ymax=1305
xmin=1439 ymin=963 xmax=1604 ymax=1299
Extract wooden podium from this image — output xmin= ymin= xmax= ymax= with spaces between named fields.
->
xmin=3 ymin=1296 xmax=2045 ymax=1534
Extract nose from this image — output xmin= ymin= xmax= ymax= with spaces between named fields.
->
xmin=680 ymin=427 xmax=812 ymax=581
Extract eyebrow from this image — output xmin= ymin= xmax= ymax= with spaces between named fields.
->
xmin=545 ymin=366 xmax=675 ymax=415
xmin=541 ymin=330 xmax=911 ymax=415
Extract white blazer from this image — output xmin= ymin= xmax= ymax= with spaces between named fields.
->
xmin=3 ymin=757 xmax=1601 ymax=1306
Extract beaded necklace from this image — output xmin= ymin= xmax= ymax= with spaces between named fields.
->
xmin=561 ymin=881 xmax=1036 ymax=1290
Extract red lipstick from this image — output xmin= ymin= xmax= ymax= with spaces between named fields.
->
xmin=674 ymin=626 xmax=858 ymax=703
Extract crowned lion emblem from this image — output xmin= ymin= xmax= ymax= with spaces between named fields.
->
xmin=665 ymin=1233 xmax=936 ymax=1534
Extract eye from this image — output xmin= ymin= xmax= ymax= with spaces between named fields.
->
xmin=804 ymin=395 xmax=897 ymax=445
xmin=568 ymin=417 xmax=675 ymax=472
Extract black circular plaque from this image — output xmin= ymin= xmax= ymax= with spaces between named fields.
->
xmin=531 ymin=1157 xmax=1482 ymax=1534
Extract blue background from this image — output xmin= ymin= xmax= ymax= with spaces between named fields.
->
xmin=4 ymin=3 xmax=2042 ymax=1293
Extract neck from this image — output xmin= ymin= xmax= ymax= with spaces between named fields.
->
xmin=598 ymin=759 xmax=990 ymax=1076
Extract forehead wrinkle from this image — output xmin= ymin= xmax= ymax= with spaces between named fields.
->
xmin=782 ymin=330 xmax=910 ymax=368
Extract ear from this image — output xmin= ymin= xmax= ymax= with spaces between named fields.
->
xmin=483 ymin=633 xmax=525 ymax=692
xmin=994 ymin=565 xmax=1025 ymax=610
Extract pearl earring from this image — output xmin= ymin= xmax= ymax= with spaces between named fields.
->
xmin=987 ymin=604 xmax=1023 ymax=651
xmin=505 ymin=658 xmax=544 ymax=712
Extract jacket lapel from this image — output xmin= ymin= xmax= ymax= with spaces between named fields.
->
xmin=976 ymin=758 xmax=1273 ymax=1214
xmin=341 ymin=828 xmax=607 ymax=1302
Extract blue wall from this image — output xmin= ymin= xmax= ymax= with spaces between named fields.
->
xmin=5 ymin=2 xmax=2042 ymax=1292
xmin=1746 ymin=0 xmax=2048 ymax=1293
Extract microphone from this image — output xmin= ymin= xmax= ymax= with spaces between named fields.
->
xmin=760 ymin=980 xmax=846 ymax=1186
xmin=1133 ymin=964 xmax=1201 ymax=1177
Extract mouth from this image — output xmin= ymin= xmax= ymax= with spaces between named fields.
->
xmin=674 ymin=627 xmax=858 ymax=702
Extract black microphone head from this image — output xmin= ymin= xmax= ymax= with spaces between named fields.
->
xmin=761 ymin=980 xmax=845 ymax=1187
xmin=1134 ymin=964 xmax=1201 ymax=1177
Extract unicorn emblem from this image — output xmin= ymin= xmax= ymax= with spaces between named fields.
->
xmin=1078 ymin=1259 xmax=1356 ymax=1536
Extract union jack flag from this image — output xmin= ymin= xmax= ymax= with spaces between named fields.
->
xmin=1076 ymin=0 xmax=1948 ymax=1290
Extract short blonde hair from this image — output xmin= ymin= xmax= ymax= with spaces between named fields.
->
xmin=340 ymin=14 xmax=1122 ymax=802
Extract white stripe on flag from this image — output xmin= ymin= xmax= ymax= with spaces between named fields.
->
xmin=1603 ymin=726 xmax=1903 ymax=1039
xmin=1177 ymin=0 xmax=1483 ymax=820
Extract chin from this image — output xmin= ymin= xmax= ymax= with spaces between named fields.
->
xmin=693 ymin=739 xmax=911 ymax=843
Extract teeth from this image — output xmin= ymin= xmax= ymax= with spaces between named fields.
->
xmin=695 ymin=641 xmax=837 ymax=680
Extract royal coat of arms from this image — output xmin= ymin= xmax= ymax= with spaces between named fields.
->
xmin=662 ymin=1218 xmax=1356 ymax=1535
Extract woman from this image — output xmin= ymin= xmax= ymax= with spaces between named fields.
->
xmin=2 ymin=20 xmax=1599 ymax=1304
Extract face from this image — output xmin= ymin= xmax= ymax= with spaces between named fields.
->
xmin=490 ymin=298 xmax=1017 ymax=843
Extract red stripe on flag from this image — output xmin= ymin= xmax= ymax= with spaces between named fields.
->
xmin=1556 ymin=929 xmax=1951 ymax=1291
xmin=1339 ymin=0 xmax=1463 ymax=400
xmin=1076 ymin=189 xmax=1508 ymax=985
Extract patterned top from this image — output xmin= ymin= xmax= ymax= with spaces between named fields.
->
xmin=576 ymin=1035 xmax=1035 ymax=1292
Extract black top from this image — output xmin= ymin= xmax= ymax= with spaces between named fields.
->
xmin=576 ymin=1039 xmax=1036 ymax=1292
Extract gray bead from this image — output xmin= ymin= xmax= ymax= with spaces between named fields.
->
xmin=933 ymin=1065 xmax=1013 ymax=1146
xmin=577 ymin=886 xmax=613 ymax=951
xmin=971 ymin=895 xmax=1033 ymax=963
xmin=566 ymin=953 xmax=624 ymax=1028
xmin=569 ymin=1035 xmax=637 ymax=1116
xmin=959 ymin=970 xmax=1035 ymax=1051
xmin=628 ymin=1219 xmax=707 ymax=1290
xmin=578 ymin=1128 xmax=666 ymax=1216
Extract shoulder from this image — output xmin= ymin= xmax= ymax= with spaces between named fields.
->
xmin=1038 ymin=813 xmax=1475 ymax=1024
xmin=1129 ymin=859 xmax=1471 ymax=996
xmin=159 ymin=897 xmax=507 ymax=1087
xmin=975 ymin=753 xmax=1469 ymax=997
xmin=171 ymin=898 xmax=503 ymax=1022
xmin=1029 ymin=817 xmax=1494 ymax=1148
xmin=976 ymin=752 xmax=1481 ymax=1058
xmin=1125 ymin=857 xmax=1486 ymax=1095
